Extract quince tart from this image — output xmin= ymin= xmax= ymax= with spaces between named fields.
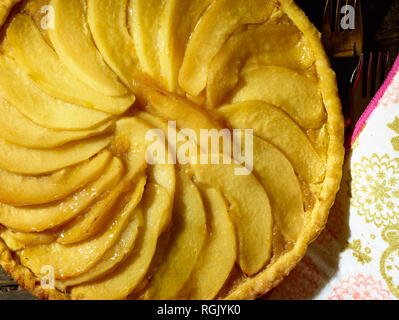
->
xmin=0 ymin=0 xmax=344 ymax=300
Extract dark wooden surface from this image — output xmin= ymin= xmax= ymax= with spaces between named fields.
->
xmin=0 ymin=0 xmax=398 ymax=300
xmin=0 ymin=267 xmax=36 ymax=300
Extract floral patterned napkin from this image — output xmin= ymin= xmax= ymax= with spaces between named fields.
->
xmin=268 ymin=54 xmax=399 ymax=300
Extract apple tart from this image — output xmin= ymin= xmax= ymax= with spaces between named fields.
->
xmin=0 ymin=0 xmax=344 ymax=300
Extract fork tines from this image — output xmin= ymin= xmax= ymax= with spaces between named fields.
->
xmin=322 ymin=0 xmax=363 ymax=58
xmin=351 ymin=51 xmax=395 ymax=125
xmin=361 ymin=51 xmax=394 ymax=97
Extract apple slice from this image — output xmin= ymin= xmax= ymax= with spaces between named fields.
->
xmin=0 ymin=229 xmax=56 ymax=251
xmin=134 ymin=81 xmax=222 ymax=140
xmin=158 ymin=0 xmax=213 ymax=91
xmin=141 ymin=170 xmax=207 ymax=300
xmin=239 ymin=133 xmax=304 ymax=241
xmin=48 ymin=0 xmax=128 ymax=97
xmin=179 ymin=186 xmax=236 ymax=300
xmin=228 ymin=66 xmax=325 ymax=129
xmin=147 ymin=164 xmax=175 ymax=234
xmin=19 ymin=184 xmax=145 ymax=280
xmin=147 ymin=165 xmax=175 ymax=233
xmin=128 ymin=0 xmax=164 ymax=82
xmin=147 ymin=165 xmax=175 ymax=198
xmin=179 ymin=0 xmax=275 ymax=96
xmin=134 ymin=110 xmax=177 ymax=158
xmin=0 ymin=55 xmax=111 ymax=131
xmin=4 ymin=14 xmax=134 ymax=115
xmin=137 ymin=111 xmax=226 ymax=239
xmin=133 ymin=111 xmax=176 ymax=233
xmin=58 ymin=116 xmax=163 ymax=244
xmin=55 ymin=205 xmax=144 ymax=290
xmin=135 ymin=110 xmax=170 ymax=134
xmin=206 ymin=23 xmax=315 ymax=108
xmin=132 ymin=111 xmax=176 ymax=197
xmin=0 ymin=97 xmax=114 ymax=149
xmin=218 ymin=101 xmax=326 ymax=183
xmin=0 ymin=157 xmax=123 ymax=232
xmin=0 ymin=134 xmax=112 ymax=175
xmin=86 ymin=0 xmax=137 ymax=88
xmin=0 ymin=150 xmax=111 ymax=206
xmin=58 ymin=176 xmax=146 ymax=245
xmin=191 ymin=155 xmax=272 ymax=276
xmin=70 ymin=183 xmax=172 ymax=300
xmin=114 ymin=117 xmax=156 ymax=179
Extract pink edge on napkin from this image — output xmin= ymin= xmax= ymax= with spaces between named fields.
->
xmin=351 ymin=54 xmax=399 ymax=146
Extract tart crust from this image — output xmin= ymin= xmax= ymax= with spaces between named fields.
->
xmin=0 ymin=0 xmax=344 ymax=300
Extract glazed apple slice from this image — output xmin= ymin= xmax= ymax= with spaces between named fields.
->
xmin=48 ymin=0 xmax=128 ymax=97
xmin=58 ymin=176 xmax=146 ymax=245
xmin=179 ymin=0 xmax=275 ymax=96
xmin=70 ymin=183 xmax=172 ymax=300
xmin=239 ymin=133 xmax=305 ymax=241
xmin=19 ymin=181 xmax=145 ymax=280
xmin=140 ymin=170 xmax=207 ymax=300
xmin=146 ymin=164 xmax=176 ymax=234
xmin=114 ymin=117 xmax=157 ymax=179
xmin=131 ymin=112 xmax=176 ymax=195
xmin=114 ymin=117 xmax=172 ymax=181
xmin=0 ymin=134 xmax=112 ymax=175
xmin=56 ymin=162 xmax=175 ymax=288
xmin=134 ymin=82 xmax=222 ymax=141
xmin=0 ymin=97 xmax=114 ymax=149
xmin=134 ymin=110 xmax=175 ymax=156
xmin=228 ymin=66 xmax=325 ymax=129
xmin=86 ymin=0 xmax=137 ymax=88
xmin=0 ymin=150 xmax=111 ymax=206
xmin=119 ymin=115 xmax=175 ymax=173
xmin=0 ymin=55 xmax=111 ymax=131
xmin=147 ymin=164 xmax=175 ymax=198
xmin=179 ymin=186 xmax=236 ymax=300
xmin=59 ymin=115 xmax=171 ymax=245
xmin=158 ymin=0 xmax=213 ymax=91
xmin=0 ymin=229 xmax=56 ymax=251
xmin=206 ymin=24 xmax=315 ymax=109
xmin=55 ymin=204 xmax=144 ymax=290
xmin=0 ymin=157 xmax=123 ymax=233
xmin=4 ymin=14 xmax=135 ymax=115
xmin=133 ymin=112 xmax=177 ymax=233
xmin=128 ymin=0 xmax=164 ymax=82
xmin=132 ymin=112 xmax=177 ymax=198
xmin=218 ymin=101 xmax=326 ymax=183
xmin=191 ymin=155 xmax=273 ymax=276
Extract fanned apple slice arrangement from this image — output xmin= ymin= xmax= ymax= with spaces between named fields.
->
xmin=0 ymin=0 xmax=344 ymax=300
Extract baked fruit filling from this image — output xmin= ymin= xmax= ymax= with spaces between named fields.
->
xmin=0 ymin=0 xmax=344 ymax=300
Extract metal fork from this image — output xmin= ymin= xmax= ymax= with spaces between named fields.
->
xmin=322 ymin=0 xmax=364 ymax=140
xmin=351 ymin=51 xmax=395 ymax=125
xmin=322 ymin=0 xmax=363 ymax=58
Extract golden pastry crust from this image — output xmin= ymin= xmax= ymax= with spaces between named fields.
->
xmin=0 ymin=238 xmax=68 ymax=299
xmin=0 ymin=0 xmax=344 ymax=300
